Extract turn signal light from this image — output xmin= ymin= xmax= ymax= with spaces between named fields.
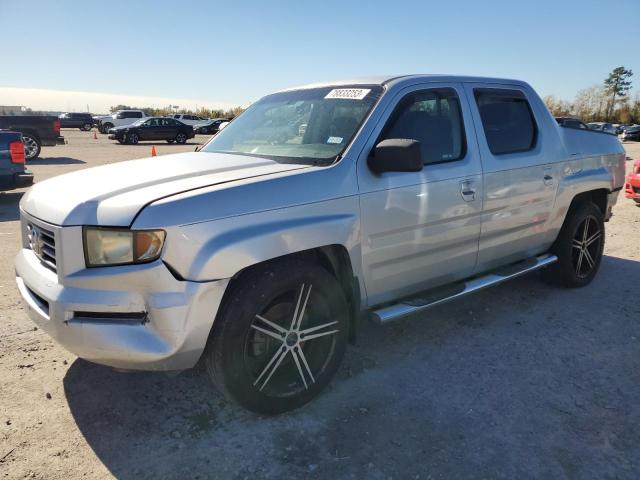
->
xmin=9 ymin=140 xmax=25 ymax=164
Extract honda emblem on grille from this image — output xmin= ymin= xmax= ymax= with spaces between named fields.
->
xmin=30 ymin=226 xmax=44 ymax=257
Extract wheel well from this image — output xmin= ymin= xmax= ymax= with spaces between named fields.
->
xmin=14 ymin=128 xmax=40 ymax=142
xmin=230 ymin=246 xmax=361 ymax=344
xmin=568 ymin=189 xmax=608 ymax=216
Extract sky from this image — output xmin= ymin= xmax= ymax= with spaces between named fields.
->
xmin=0 ymin=0 xmax=638 ymax=113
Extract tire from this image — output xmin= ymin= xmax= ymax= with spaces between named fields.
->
xmin=82 ymin=123 xmax=92 ymax=131
xmin=175 ymin=132 xmax=187 ymax=144
xmin=166 ymin=139 xmax=175 ymax=144
xmin=204 ymin=258 xmax=349 ymax=414
xmin=128 ymin=133 xmax=139 ymax=145
xmin=22 ymin=134 xmax=41 ymax=160
xmin=542 ymin=202 xmax=605 ymax=288
xmin=101 ymin=123 xmax=113 ymax=134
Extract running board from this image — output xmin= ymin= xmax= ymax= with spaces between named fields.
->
xmin=370 ymin=254 xmax=558 ymax=324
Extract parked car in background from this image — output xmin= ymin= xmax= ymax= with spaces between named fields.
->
xmin=619 ymin=125 xmax=640 ymax=141
xmin=59 ymin=112 xmax=94 ymax=131
xmin=0 ymin=131 xmax=33 ymax=190
xmin=217 ymin=121 xmax=229 ymax=132
xmin=15 ymin=75 xmax=625 ymax=414
xmin=555 ymin=117 xmax=588 ymax=129
xmin=98 ymin=110 xmax=148 ymax=133
xmin=108 ymin=117 xmax=194 ymax=144
xmin=587 ymin=122 xmax=616 ymax=135
xmin=170 ymin=114 xmax=209 ymax=126
xmin=624 ymin=158 xmax=640 ymax=204
xmin=0 ymin=115 xmax=64 ymax=160
xmin=194 ymin=118 xmax=230 ymax=134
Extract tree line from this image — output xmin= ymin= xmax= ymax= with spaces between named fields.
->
xmin=108 ymin=105 xmax=246 ymax=120
xmin=544 ymin=67 xmax=638 ymax=124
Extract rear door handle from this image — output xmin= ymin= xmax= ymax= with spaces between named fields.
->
xmin=460 ymin=180 xmax=476 ymax=202
xmin=543 ymin=167 xmax=554 ymax=186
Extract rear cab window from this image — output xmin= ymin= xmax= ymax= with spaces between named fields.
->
xmin=474 ymin=88 xmax=537 ymax=155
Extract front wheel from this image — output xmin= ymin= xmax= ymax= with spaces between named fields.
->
xmin=204 ymin=259 xmax=349 ymax=414
xmin=542 ymin=202 xmax=605 ymax=287
xmin=128 ymin=133 xmax=139 ymax=145
xmin=175 ymin=132 xmax=187 ymax=144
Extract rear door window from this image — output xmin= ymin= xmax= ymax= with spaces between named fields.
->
xmin=474 ymin=89 xmax=537 ymax=155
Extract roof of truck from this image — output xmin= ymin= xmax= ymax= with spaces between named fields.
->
xmin=279 ymin=74 xmax=529 ymax=92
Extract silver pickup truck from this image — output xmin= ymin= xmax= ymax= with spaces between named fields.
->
xmin=15 ymin=75 xmax=625 ymax=413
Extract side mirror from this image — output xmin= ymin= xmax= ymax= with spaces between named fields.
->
xmin=367 ymin=139 xmax=423 ymax=173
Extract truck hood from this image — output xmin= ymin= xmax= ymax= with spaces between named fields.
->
xmin=21 ymin=152 xmax=309 ymax=226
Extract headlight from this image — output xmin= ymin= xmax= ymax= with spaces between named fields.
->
xmin=84 ymin=228 xmax=166 ymax=267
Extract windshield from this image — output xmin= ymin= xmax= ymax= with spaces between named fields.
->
xmin=202 ymin=85 xmax=383 ymax=165
xmin=131 ymin=119 xmax=147 ymax=126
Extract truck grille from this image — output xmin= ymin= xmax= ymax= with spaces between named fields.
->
xmin=27 ymin=223 xmax=57 ymax=272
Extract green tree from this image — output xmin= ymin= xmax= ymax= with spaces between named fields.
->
xmin=603 ymin=66 xmax=633 ymax=120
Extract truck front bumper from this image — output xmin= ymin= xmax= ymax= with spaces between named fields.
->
xmin=15 ymin=249 xmax=229 ymax=371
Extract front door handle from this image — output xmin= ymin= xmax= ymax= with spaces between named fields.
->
xmin=460 ymin=180 xmax=476 ymax=202
xmin=543 ymin=167 xmax=554 ymax=185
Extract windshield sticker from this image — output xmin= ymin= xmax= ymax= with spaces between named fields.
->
xmin=327 ymin=136 xmax=343 ymax=144
xmin=325 ymin=88 xmax=371 ymax=100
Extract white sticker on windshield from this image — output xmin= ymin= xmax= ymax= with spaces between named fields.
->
xmin=325 ymin=88 xmax=371 ymax=100
xmin=327 ymin=136 xmax=343 ymax=144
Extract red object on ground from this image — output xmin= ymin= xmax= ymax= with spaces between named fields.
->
xmin=151 ymin=145 xmax=157 ymax=157
xmin=93 ymin=131 xmax=97 ymax=140
xmin=624 ymin=159 xmax=640 ymax=203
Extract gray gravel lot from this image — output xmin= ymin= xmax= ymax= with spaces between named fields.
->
xmin=1 ymin=130 xmax=639 ymax=479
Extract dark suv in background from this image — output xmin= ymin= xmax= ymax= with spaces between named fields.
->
xmin=555 ymin=117 xmax=589 ymax=129
xmin=620 ymin=125 xmax=640 ymax=142
xmin=59 ymin=113 xmax=94 ymax=131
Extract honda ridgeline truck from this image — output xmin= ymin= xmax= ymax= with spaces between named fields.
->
xmin=15 ymin=75 xmax=625 ymax=413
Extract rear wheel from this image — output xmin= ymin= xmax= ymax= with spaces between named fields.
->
xmin=22 ymin=134 xmax=41 ymax=160
xmin=101 ymin=123 xmax=113 ymax=134
xmin=204 ymin=259 xmax=349 ymax=414
xmin=542 ymin=202 xmax=604 ymax=287
xmin=175 ymin=132 xmax=187 ymax=144
xmin=81 ymin=123 xmax=92 ymax=131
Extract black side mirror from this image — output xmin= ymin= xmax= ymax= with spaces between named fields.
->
xmin=368 ymin=139 xmax=423 ymax=173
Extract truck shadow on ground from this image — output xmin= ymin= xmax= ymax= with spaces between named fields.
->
xmin=0 ymin=192 xmax=23 ymax=222
xmin=28 ymin=157 xmax=86 ymax=165
xmin=62 ymin=255 xmax=640 ymax=479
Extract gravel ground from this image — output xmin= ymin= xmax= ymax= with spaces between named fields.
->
xmin=1 ymin=131 xmax=639 ymax=479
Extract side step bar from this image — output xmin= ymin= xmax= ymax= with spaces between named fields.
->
xmin=370 ymin=254 xmax=557 ymax=324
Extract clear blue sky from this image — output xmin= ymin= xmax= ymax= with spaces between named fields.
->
xmin=1 ymin=0 xmax=638 ymax=108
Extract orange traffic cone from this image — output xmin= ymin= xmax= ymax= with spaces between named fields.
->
xmin=93 ymin=131 xmax=97 ymax=140
xmin=151 ymin=146 xmax=157 ymax=157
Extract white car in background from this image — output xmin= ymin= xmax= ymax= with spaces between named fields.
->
xmin=170 ymin=114 xmax=210 ymax=127
xmin=98 ymin=110 xmax=148 ymax=133
xmin=587 ymin=122 xmax=616 ymax=135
